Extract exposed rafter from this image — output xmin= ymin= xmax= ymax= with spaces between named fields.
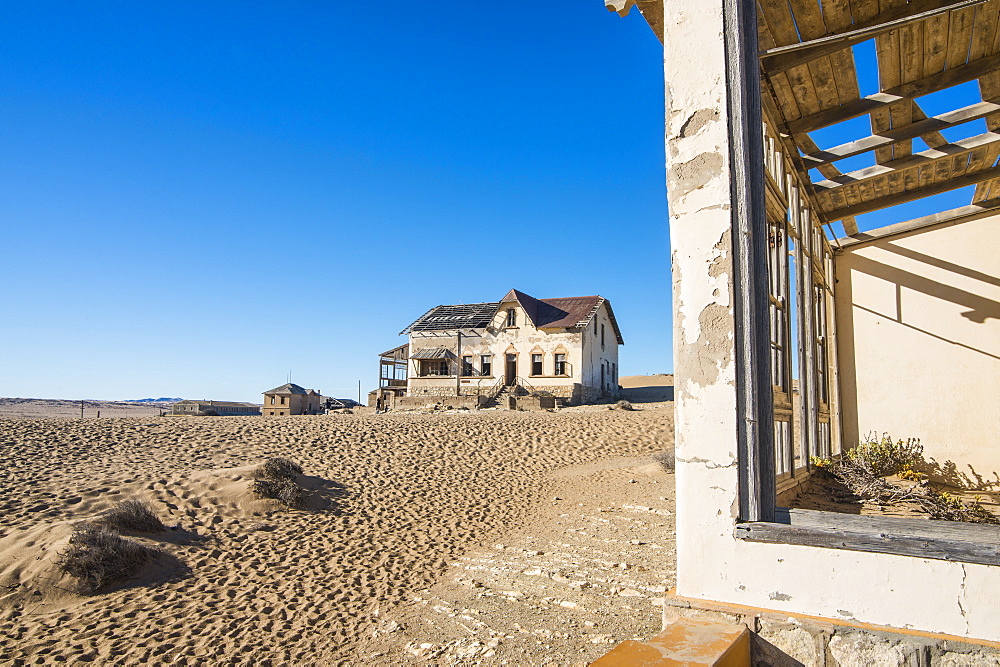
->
xmin=787 ymin=53 xmax=1000 ymax=134
xmin=760 ymin=0 xmax=990 ymax=74
xmin=821 ymin=164 xmax=1000 ymax=221
xmin=800 ymin=101 xmax=1000 ymax=168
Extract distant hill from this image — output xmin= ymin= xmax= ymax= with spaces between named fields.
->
xmin=128 ymin=398 xmax=183 ymax=403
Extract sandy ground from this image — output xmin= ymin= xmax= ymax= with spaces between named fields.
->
xmin=0 ymin=402 xmax=675 ymax=665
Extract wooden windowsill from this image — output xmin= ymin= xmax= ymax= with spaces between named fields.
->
xmin=735 ymin=507 xmax=1000 ymax=566
xmin=528 ymin=375 xmax=572 ymax=379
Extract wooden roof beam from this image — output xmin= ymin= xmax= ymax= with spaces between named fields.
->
xmin=800 ymin=100 xmax=1000 ymax=167
xmin=820 ymin=164 xmax=1000 ymax=220
xmin=760 ymin=0 xmax=990 ymax=75
xmin=813 ymin=131 xmax=1000 ymax=191
xmin=787 ymin=52 xmax=1000 ymax=134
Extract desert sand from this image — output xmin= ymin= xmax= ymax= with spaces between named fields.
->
xmin=0 ymin=396 xmax=675 ymax=665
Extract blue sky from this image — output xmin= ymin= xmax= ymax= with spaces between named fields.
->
xmin=3 ymin=4 xmax=981 ymax=402
xmin=1 ymin=2 xmax=669 ymax=401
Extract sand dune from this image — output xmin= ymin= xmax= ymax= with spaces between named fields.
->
xmin=0 ymin=408 xmax=674 ymax=664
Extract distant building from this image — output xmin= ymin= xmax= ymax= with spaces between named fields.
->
xmin=170 ymin=400 xmax=260 ymax=416
xmin=262 ymin=383 xmax=322 ymax=416
xmin=385 ymin=288 xmax=623 ymax=408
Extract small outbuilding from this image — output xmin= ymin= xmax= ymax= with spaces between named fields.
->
xmin=262 ymin=383 xmax=322 ymax=416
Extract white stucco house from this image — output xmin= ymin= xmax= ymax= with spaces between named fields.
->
xmin=395 ymin=289 xmax=623 ymax=406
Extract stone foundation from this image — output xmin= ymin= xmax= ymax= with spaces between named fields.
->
xmin=659 ymin=593 xmax=1000 ymax=666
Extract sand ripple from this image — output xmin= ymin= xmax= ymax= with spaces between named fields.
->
xmin=0 ymin=409 xmax=672 ymax=664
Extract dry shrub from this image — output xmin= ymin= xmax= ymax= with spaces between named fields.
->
xmin=57 ymin=525 xmax=153 ymax=594
xmin=97 ymin=500 xmax=165 ymax=533
xmin=253 ymin=457 xmax=307 ymax=508
xmin=614 ymin=399 xmax=635 ymax=411
xmin=813 ymin=433 xmax=999 ymax=525
xmin=652 ymin=450 xmax=675 ymax=472
xmin=258 ymin=457 xmax=302 ymax=480
xmin=252 ymin=477 xmax=306 ymax=508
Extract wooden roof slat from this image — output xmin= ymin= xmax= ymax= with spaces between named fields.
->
xmin=788 ymin=0 xmax=828 ymax=38
xmin=951 ymin=151 xmax=974 ymax=178
xmin=945 ymin=5 xmax=977 ymax=68
xmin=850 ymin=0 xmax=881 ymax=23
xmin=909 ymin=100 xmax=949 ymax=147
xmin=813 ymin=131 xmax=1000 ymax=190
xmin=787 ymin=51 xmax=1000 ymax=133
xmin=762 ymin=0 xmax=992 ymax=74
xmin=796 ymin=133 xmax=844 ymax=180
xmin=974 ymin=177 xmax=1000 ymax=200
xmin=758 ymin=0 xmax=801 ymax=46
xmin=786 ymin=65 xmax=824 ymax=117
xmin=800 ymin=101 xmax=1000 ymax=167
xmin=808 ymin=58 xmax=845 ymax=111
xmin=757 ymin=12 xmax=804 ymax=121
xmin=872 ymin=29 xmax=902 ymax=163
xmin=923 ymin=11 xmax=951 ymax=74
xmin=759 ymin=0 xmax=826 ymax=119
xmin=932 ymin=152 xmax=956 ymax=183
xmin=821 ymin=163 xmax=1000 ymax=218
xmin=969 ymin=0 xmax=1000 ymax=60
xmin=817 ymin=0 xmax=862 ymax=104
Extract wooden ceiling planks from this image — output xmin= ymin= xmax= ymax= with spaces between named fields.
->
xmin=757 ymin=0 xmax=1000 ymax=225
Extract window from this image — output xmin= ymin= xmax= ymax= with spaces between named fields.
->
xmin=462 ymin=355 xmax=473 ymax=376
xmin=420 ymin=360 xmax=449 ymax=376
xmin=554 ymin=353 xmax=567 ymax=376
xmin=601 ymin=324 xmax=606 ymax=347
xmin=280 ymin=397 xmax=286 ymax=405
xmin=270 ymin=397 xmax=275 ymax=405
xmin=531 ymin=353 xmax=543 ymax=376
xmin=506 ymin=308 xmax=517 ymax=327
xmin=481 ymin=355 xmax=492 ymax=376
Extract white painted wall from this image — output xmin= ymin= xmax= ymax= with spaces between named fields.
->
xmin=835 ymin=214 xmax=1000 ymax=489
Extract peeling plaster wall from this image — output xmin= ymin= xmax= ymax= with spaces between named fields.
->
xmin=835 ymin=215 xmax=1000 ymax=489
xmin=663 ymin=0 xmax=1000 ymax=641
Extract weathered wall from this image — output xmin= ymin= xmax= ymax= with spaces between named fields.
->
xmin=835 ymin=213 xmax=1000 ymax=489
xmin=662 ymin=0 xmax=1000 ymax=642
xmin=405 ymin=298 xmax=620 ymax=402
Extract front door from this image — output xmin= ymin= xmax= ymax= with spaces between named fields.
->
xmin=505 ymin=354 xmax=517 ymax=386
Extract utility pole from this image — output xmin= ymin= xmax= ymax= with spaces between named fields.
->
xmin=358 ymin=380 xmax=361 ymax=405
xmin=80 ymin=400 xmax=84 ymax=419
xmin=456 ymin=330 xmax=464 ymax=397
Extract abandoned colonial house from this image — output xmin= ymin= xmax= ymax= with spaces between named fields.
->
xmin=262 ymin=383 xmax=322 ymax=416
xmin=169 ymin=400 xmax=261 ymax=417
xmin=594 ymin=0 xmax=1000 ymax=663
xmin=375 ymin=289 xmax=623 ymax=409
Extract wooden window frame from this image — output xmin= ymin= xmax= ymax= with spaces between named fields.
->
xmin=530 ymin=352 xmax=543 ymax=377
xmin=727 ymin=0 xmax=1000 ymax=566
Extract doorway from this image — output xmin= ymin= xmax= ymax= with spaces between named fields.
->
xmin=505 ymin=354 xmax=517 ymax=386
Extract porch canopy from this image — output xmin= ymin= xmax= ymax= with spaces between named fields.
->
xmin=409 ymin=347 xmax=454 ymax=360
xmin=611 ymin=0 xmax=1000 ymax=242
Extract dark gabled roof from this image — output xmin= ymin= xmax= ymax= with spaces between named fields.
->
xmin=502 ymin=290 xmax=625 ymax=345
xmin=400 ymin=302 xmax=500 ymax=334
xmin=401 ymin=290 xmax=624 ymax=344
xmin=263 ymin=383 xmax=310 ymax=395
